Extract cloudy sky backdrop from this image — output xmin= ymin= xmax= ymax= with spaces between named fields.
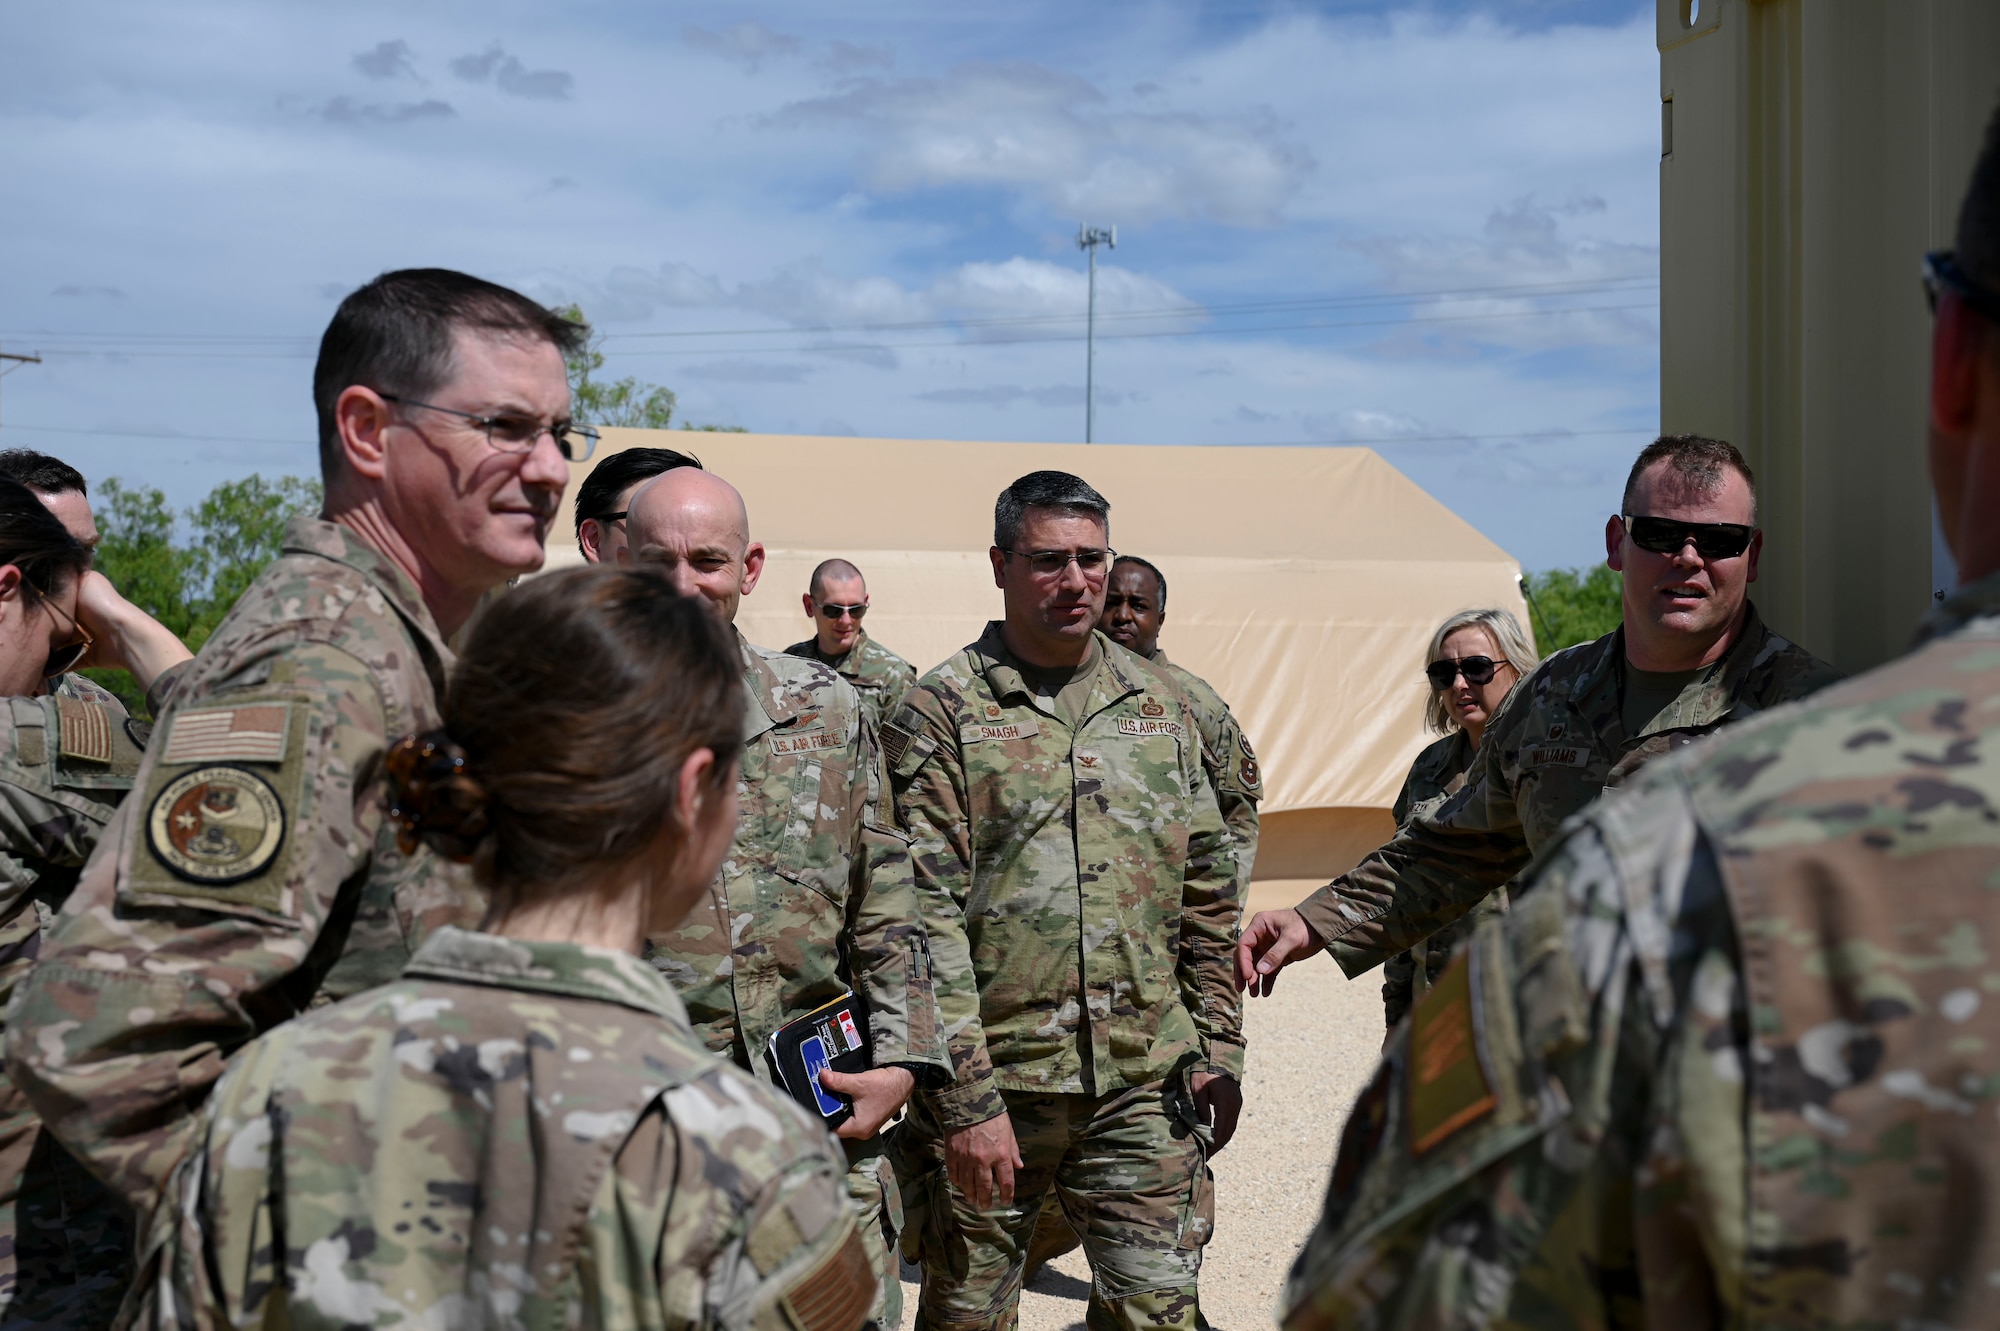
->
xmin=1 ymin=0 xmax=1660 ymax=572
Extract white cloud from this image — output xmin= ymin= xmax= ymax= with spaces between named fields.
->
xmin=450 ymin=43 xmax=572 ymax=100
xmin=351 ymin=39 xmax=416 ymax=81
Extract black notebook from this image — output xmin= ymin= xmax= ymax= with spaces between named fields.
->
xmin=765 ymin=991 xmax=873 ymax=1128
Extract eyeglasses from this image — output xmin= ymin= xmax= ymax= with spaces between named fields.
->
xmin=589 ymin=510 xmax=627 ymax=526
xmin=1924 ymin=250 xmax=2000 ymax=324
xmin=817 ymin=603 xmax=868 ymax=621
xmin=40 ymin=595 xmax=93 ymax=680
xmin=1622 ymin=514 xmax=1755 ymax=560
xmin=1002 ymin=548 xmax=1116 ymax=578
xmin=380 ymin=393 xmax=600 ymax=462
xmin=1427 ymin=656 xmax=1502 ymax=689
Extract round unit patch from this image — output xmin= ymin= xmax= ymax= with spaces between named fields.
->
xmin=147 ymin=765 xmax=287 ymax=885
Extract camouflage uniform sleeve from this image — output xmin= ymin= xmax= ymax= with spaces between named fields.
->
xmin=842 ymin=708 xmax=946 ymax=1076
xmin=882 ymin=657 xmax=918 ymax=729
xmin=7 ymin=640 xmax=394 ymax=1214
xmin=1282 ymin=801 xmax=1737 ymax=1329
xmin=1207 ymin=702 xmax=1261 ymax=894
xmin=1177 ymin=699 xmax=1245 ymax=1081
xmin=884 ymin=686 xmax=1002 ymax=1130
xmin=1294 ymin=714 xmax=1531 ymax=979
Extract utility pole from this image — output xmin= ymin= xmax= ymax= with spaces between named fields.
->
xmin=1077 ymin=224 xmax=1115 ymax=443
xmin=0 ymin=347 xmax=42 ymax=436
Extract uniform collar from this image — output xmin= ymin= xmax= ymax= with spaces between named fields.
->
xmin=739 ymin=628 xmax=819 ymax=743
xmin=971 ymin=622 xmax=1148 ymax=720
xmin=282 ymin=515 xmax=455 ymax=676
xmin=1916 ymin=568 xmax=2000 ymax=646
xmin=404 ymin=925 xmax=691 ymax=1024
xmin=811 ymin=627 xmax=868 ymax=672
xmin=1573 ymin=600 xmax=1777 ymax=740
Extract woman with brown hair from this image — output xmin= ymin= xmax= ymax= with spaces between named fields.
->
xmin=1378 ymin=606 xmax=1539 ymax=1030
xmin=122 ymin=566 xmax=876 ymax=1331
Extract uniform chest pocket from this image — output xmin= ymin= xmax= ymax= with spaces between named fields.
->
xmin=1083 ymin=725 xmax=1193 ymax=818
xmin=737 ymin=726 xmax=851 ymax=901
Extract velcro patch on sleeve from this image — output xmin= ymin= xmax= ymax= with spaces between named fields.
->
xmin=1407 ymin=952 xmax=1496 ymax=1155
xmin=54 ymin=697 xmax=112 ymax=764
xmin=1117 ymin=716 xmax=1185 ymax=740
xmin=781 ymin=1223 xmax=874 ymax=1331
xmin=880 ymin=722 xmax=913 ymax=768
xmin=768 ymin=728 xmax=842 ymax=757
xmin=162 ymin=703 xmax=291 ymax=764
xmin=960 ymin=717 xmax=1040 ymax=744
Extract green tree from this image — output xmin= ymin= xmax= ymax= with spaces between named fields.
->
xmin=84 ymin=473 xmax=322 ymax=712
xmin=1521 ymin=564 xmax=1623 ymax=657
xmin=557 ymin=305 xmax=743 ymax=432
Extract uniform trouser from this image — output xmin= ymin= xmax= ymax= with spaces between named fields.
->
xmin=844 ymin=1136 xmax=904 ymax=1328
xmin=893 ymin=1078 xmax=1214 ymax=1331
xmin=0 ymin=897 xmax=132 ymax=1331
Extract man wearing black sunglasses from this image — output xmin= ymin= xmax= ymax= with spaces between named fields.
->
xmin=1241 ymin=433 xmax=1838 ymax=998
xmin=1285 ymin=101 xmax=2000 ymax=1327
xmin=785 ymin=557 xmax=917 ymax=731
xmin=10 ymin=270 xmax=586 ymax=1242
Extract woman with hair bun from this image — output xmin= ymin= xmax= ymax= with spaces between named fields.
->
xmin=122 ymin=565 xmax=876 ymax=1331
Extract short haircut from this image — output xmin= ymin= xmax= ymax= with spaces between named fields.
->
xmin=0 ymin=478 xmax=89 ymax=607
xmin=809 ymin=558 xmax=864 ymax=600
xmin=0 ymin=450 xmax=86 ymax=497
xmin=388 ymin=565 xmax=744 ymax=910
xmin=1424 ymin=607 xmax=1540 ymax=735
xmin=1111 ymin=554 xmax=1167 ymax=611
xmin=1959 ymin=99 xmax=2000 ymax=294
xmin=1621 ymin=434 xmax=1757 ymax=519
xmin=314 ymin=268 xmax=589 ymax=480
xmin=994 ymin=470 xmax=1110 ymax=550
xmin=573 ymin=446 xmax=704 ymax=545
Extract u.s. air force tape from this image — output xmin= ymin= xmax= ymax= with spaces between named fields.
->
xmin=147 ymin=765 xmax=287 ymax=885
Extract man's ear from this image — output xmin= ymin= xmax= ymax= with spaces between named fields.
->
xmin=578 ymin=518 xmax=604 ymax=563
xmin=1604 ymin=514 xmax=1626 ymax=572
xmin=989 ymin=546 xmax=1006 ymax=589
xmin=334 ymin=386 xmax=394 ymax=483
xmin=802 ymin=591 xmax=817 ymax=621
xmin=0 ymin=565 xmax=22 ymax=607
xmin=739 ymin=541 xmax=767 ymax=597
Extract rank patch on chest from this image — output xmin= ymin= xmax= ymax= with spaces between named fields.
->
xmin=162 ymin=703 xmax=291 ymax=765
xmin=1141 ymin=697 xmax=1166 ymax=718
xmin=1118 ymin=716 xmax=1184 ymax=739
xmin=147 ymin=765 xmax=288 ymax=885
xmin=1523 ymin=743 xmax=1590 ymax=769
xmin=961 ymin=717 xmax=1040 ymax=743
xmin=1407 ymin=953 xmax=1495 ymax=1155
xmin=769 ymin=727 xmax=842 ymax=756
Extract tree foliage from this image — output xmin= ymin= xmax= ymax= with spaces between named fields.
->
xmin=84 ymin=474 xmax=322 ymax=711
xmin=1521 ymin=563 xmax=1623 ymax=658
xmin=557 ymin=304 xmax=744 ymax=432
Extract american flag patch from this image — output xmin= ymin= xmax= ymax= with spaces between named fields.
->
xmin=163 ymin=704 xmax=291 ymax=764
xmin=55 ymin=697 xmax=112 ymax=764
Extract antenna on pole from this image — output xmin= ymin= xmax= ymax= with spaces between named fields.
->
xmin=1077 ymin=224 xmax=1115 ymax=443
xmin=0 ymin=347 xmax=43 ymax=437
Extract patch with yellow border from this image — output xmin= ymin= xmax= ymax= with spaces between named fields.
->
xmin=1407 ymin=951 xmax=1496 ymax=1155
xmin=146 ymin=765 xmax=287 ymax=887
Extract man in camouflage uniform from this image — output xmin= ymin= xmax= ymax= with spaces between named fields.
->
xmin=886 ymin=471 xmax=1241 ymax=1331
xmin=1282 ymin=105 xmax=2000 ymax=1329
xmin=1239 ymin=434 xmax=1840 ymax=995
xmin=786 ymin=558 xmax=919 ymax=731
xmin=6 ymin=269 xmax=586 ymax=1226
xmin=124 ymin=924 xmax=876 ymax=1331
xmin=620 ymin=467 xmax=945 ymax=1328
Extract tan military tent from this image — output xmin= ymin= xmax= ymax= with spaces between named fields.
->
xmin=550 ymin=431 xmax=1530 ymax=882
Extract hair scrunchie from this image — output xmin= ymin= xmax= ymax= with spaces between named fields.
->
xmin=385 ymin=730 xmax=489 ymax=863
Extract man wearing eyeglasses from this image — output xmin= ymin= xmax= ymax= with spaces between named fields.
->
xmin=1238 ymin=434 xmax=1839 ymax=998
xmin=8 ymin=270 xmax=587 ymax=1241
xmin=785 ymin=558 xmax=918 ymax=731
xmin=885 ymin=470 xmax=1240 ymax=1331
xmin=618 ymin=465 xmax=945 ymax=1330
xmin=1285 ymin=102 xmax=2000 ymax=1327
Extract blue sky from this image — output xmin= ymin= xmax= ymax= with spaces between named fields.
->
xmin=0 ymin=0 xmax=1660 ymax=572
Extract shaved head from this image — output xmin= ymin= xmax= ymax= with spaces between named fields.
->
xmin=810 ymin=558 xmax=864 ymax=600
xmin=620 ymin=468 xmax=764 ymax=623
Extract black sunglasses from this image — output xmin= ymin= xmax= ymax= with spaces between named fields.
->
xmin=818 ymin=603 xmax=867 ymax=621
xmin=1622 ymin=514 xmax=1755 ymax=560
xmin=41 ymin=596 xmax=93 ymax=680
xmin=1427 ymin=656 xmax=1501 ymax=689
xmin=1924 ymin=250 xmax=2000 ymax=324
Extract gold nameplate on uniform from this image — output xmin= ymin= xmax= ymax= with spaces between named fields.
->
xmin=769 ymin=728 xmax=842 ymax=756
xmin=1118 ymin=717 xmax=1185 ymax=739
xmin=1407 ymin=952 xmax=1496 ymax=1155
xmin=1523 ymin=743 xmax=1590 ymax=769
xmin=961 ymin=717 xmax=1040 ymax=744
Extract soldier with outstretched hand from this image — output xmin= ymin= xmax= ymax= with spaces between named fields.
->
xmin=1237 ymin=433 xmax=1839 ymax=998
xmin=1283 ymin=98 xmax=2000 ymax=1329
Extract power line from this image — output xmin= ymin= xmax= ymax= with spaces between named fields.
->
xmin=0 ymin=423 xmax=310 ymax=447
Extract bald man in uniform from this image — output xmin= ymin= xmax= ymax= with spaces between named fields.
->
xmin=786 ymin=558 xmax=918 ymax=731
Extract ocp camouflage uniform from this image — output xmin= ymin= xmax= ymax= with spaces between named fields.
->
xmin=886 ymin=624 xmax=1240 ymax=1331
xmin=0 ymin=695 xmax=146 ymax=1329
xmin=1284 ymin=570 xmax=2000 ymax=1330
xmin=1295 ymin=602 xmax=1839 ymax=978
xmin=6 ymin=516 xmax=474 ymax=1221
xmin=786 ymin=628 xmax=919 ymax=733
xmin=648 ymin=633 xmax=945 ymax=1327
xmin=119 ymin=926 xmax=875 ymax=1331
xmin=1377 ymin=730 xmax=1505 ymax=1029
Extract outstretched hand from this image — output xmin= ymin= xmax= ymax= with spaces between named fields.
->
xmin=1235 ymin=907 xmax=1325 ymax=997
xmin=816 ymin=1066 xmax=916 ymax=1141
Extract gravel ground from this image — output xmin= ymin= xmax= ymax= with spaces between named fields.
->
xmin=892 ymin=880 xmax=1384 ymax=1331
